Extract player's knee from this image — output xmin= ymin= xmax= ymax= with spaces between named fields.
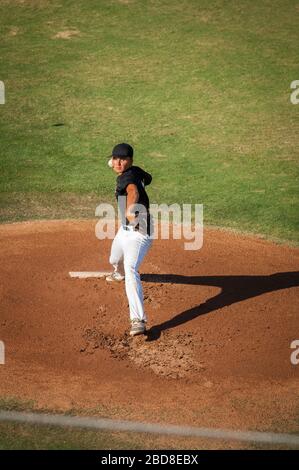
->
xmin=124 ymin=263 xmax=139 ymax=279
xmin=109 ymin=253 xmax=121 ymax=266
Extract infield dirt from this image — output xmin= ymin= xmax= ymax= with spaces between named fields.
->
xmin=0 ymin=220 xmax=298 ymax=439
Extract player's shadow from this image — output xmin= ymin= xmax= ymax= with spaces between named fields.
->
xmin=141 ymin=271 xmax=299 ymax=341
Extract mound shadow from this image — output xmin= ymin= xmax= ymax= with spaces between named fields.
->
xmin=141 ymin=271 xmax=299 ymax=341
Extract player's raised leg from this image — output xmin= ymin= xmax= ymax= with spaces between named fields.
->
xmin=106 ymin=227 xmax=125 ymax=281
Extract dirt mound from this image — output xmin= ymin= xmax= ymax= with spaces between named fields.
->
xmin=0 ymin=220 xmax=298 ymax=436
xmin=80 ymin=328 xmax=203 ymax=379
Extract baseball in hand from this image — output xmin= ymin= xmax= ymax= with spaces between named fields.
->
xmin=108 ymin=158 xmax=113 ymax=168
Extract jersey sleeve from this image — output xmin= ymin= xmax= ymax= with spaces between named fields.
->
xmin=117 ymin=172 xmax=139 ymax=193
xmin=142 ymin=170 xmax=152 ymax=186
xmin=133 ymin=166 xmax=152 ymax=186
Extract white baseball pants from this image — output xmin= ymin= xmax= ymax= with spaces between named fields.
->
xmin=109 ymin=226 xmax=153 ymax=322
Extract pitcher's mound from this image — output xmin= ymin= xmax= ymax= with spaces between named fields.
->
xmin=0 ymin=220 xmax=298 ymax=433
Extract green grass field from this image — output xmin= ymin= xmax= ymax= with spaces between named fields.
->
xmin=0 ymin=0 xmax=298 ymax=241
xmin=0 ymin=398 xmax=147 ymax=450
xmin=0 ymin=398 xmax=292 ymax=450
xmin=0 ymin=0 xmax=298 ymax=451
xmin=0 ymin=397 xmax=235 ymax=450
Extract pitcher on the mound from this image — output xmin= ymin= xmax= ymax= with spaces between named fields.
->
xmin=106 ymin=143 xmax=153 ymax=337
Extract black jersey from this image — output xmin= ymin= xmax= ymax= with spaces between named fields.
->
xmin=115 ymin=166 xmax=152 ymax=234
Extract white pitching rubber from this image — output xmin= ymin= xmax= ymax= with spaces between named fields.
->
xmin=69 ymin=272 xmax=111 ymax=279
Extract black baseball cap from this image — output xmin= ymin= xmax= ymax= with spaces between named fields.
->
xmin=109 ymin=143 xmax=134 ymax=159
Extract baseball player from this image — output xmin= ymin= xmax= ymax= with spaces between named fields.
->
xmin=106 ymin=143 xmax=153 ymax=336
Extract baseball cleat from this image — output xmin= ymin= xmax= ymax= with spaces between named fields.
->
xmin=105 ymin=272 xmax=125 ymax=282
xmin=130 ymin=319 xmax=146 ymax=336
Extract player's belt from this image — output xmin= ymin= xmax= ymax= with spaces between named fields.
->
xmin=122 ymin=224 xmax=139 ymax=232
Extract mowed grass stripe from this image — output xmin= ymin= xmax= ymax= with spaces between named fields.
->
xmin=0 ymin=0 xmax=298 ymax=241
